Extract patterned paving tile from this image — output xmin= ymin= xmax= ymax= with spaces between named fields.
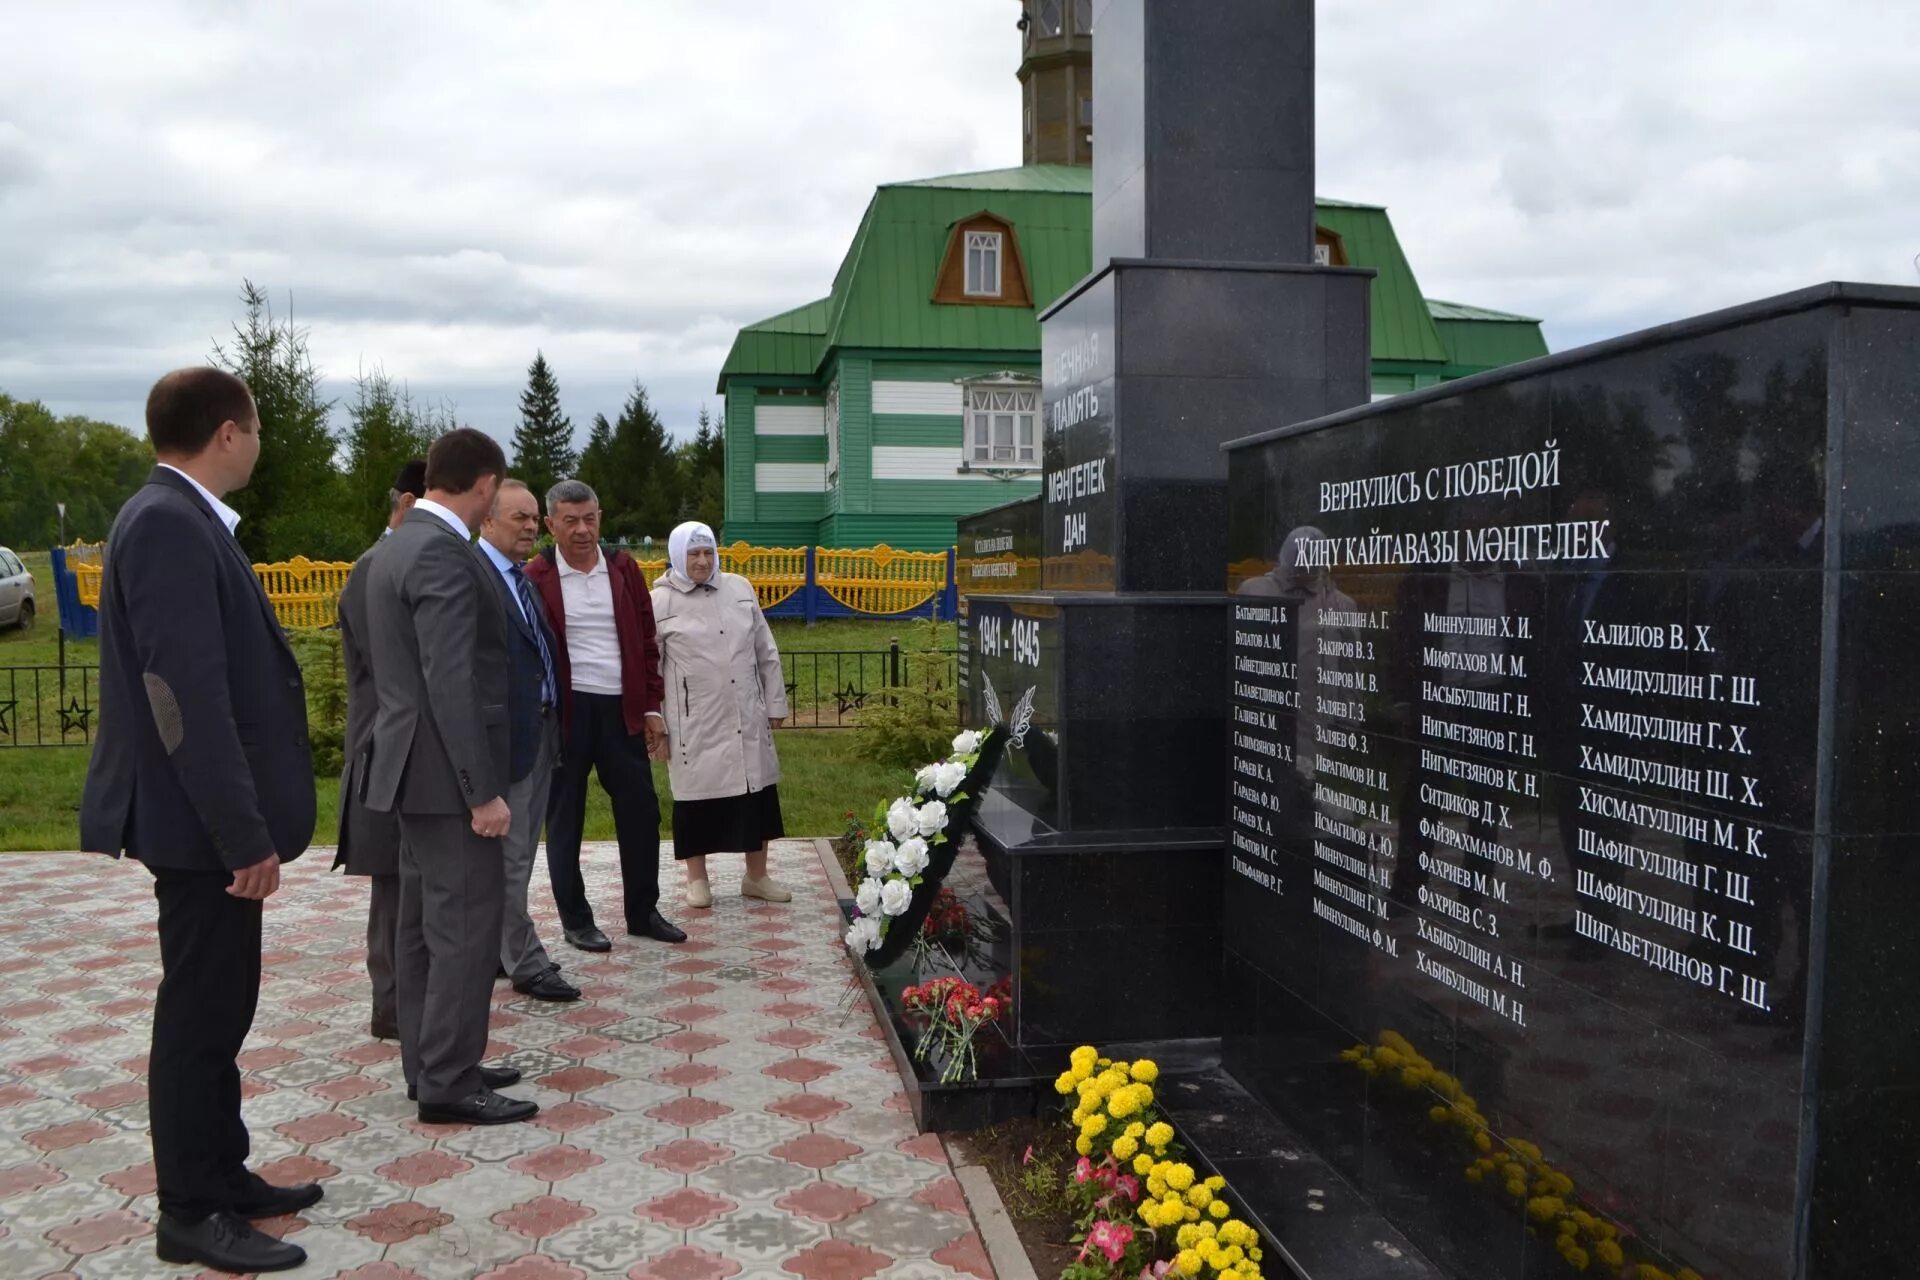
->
xmin=0 ymin=843 xmax=993 ymax=1279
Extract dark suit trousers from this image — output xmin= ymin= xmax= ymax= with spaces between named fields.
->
xmin=545 ymin=691 xmax=660 ymax=932
xmin=394 ymin=815 xmax=504 ymax=1103
xmin=367 ymin=873 xmax=399 ymax=1036
xmin=148 ymin=866 xmax=262 ymax=1222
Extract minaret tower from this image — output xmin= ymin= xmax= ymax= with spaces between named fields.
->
xmin=1017 ymin=0 xmax=1093 ymax=166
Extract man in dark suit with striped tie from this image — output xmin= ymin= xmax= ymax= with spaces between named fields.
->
xmin=476 ymin=478 xmax=580 ymax=1002
xmin=80 ymin=367 xmax=316 ymax=1274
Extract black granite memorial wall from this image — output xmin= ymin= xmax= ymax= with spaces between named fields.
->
xmin=1221 ymin=283 xmax=1920 ymax=1280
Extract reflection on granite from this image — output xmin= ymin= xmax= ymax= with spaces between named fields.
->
xmin=1222 ymin=285 xmax=1920 ymax=1279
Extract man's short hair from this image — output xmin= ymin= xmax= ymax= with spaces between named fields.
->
xmin=494 ymin=477 xmax=534 ymax=512
xmin=425 ymin=428 xmax=507 ymax=495
xmin=547 ymin=479 xmax=598 ymax=511
xmin=387 ymin=457 xmax=427 ymax=511
xmin=145 ymin=367 xmax=256 ymax=457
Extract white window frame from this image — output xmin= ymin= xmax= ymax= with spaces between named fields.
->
xmin=964 ymin=231 xmax=1003 ymax=298
xmin=964 ymin=379 xmax=1041 ymax=471
xmin=823 ymin=378 xmax=841 ymax=482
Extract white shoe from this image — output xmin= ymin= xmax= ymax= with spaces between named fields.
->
xmin=740 ymin=875 xmax=792 ymax=903
xmin=684 ymin=880 xmax=713 ymax=909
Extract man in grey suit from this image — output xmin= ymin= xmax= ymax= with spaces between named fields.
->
xmin=332 ymin=458 xmax=426 ymax=1040
xmin=362 ymin=428 xmax=535 ymax=1126
xmin=476 ymin=479 xmax=580 ymax=1002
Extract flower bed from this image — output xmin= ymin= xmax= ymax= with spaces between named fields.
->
xmin=1042 ymin=1045 xmax=1271 ymax=1280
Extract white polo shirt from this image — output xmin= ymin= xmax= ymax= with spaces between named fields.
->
xmin=557 ymin=550 xmax=622 ymax=695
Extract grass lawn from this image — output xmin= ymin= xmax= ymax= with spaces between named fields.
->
xmin=0 ymin=564 xmax=932 ymax=852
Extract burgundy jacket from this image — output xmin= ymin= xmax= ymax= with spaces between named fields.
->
xmin=525 ymin=546 xmax=665 ymax=736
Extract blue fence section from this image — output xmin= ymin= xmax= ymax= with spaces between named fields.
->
xmin=49 ymin=548 xmax=98 ymax=639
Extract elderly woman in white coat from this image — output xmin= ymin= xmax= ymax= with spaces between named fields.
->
xmin=651 ymin=521 xmax=792 ymax=907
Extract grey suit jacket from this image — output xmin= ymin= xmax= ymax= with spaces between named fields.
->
xmin=362 ymin=507 xmax=511 ymax=815
xmin=333 ymin=541 xmax=403 ymax=874
xmin=80 ymin=468 xmax=315 ymax=869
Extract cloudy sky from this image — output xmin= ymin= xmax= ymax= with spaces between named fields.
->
xmin=2 ymin=0 xmax=1915 ymax=446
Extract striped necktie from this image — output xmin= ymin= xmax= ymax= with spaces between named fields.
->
xmin=510 ymin=564 xmax=558 ymax=707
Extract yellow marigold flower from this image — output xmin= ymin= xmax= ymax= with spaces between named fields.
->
xmin=1633 ymin=1267 xmax=1676 ymax=1280
xmin=1075 ymin=1134 xmax=1092 ymax=1156
xmin=1146 ymin=1122 xmax=1174 ymax=1150
xmin=1221 ymin=1270 xmax=1243 ymax=1280
xmin=1097 ymin=1056 xmax=1111 ymax=1068
xmin=1464 ymin=1166 xmax=1484 ymax=1184
xmin=1071 ymin=1045 xmax=1097 ymax=1068
xmin=1112 ymin=1135 xmax=1139 ymax=1161
xmin=1148 ymin=1176 xmax=1167 ymax=1200
xmin=1205 ymin=1175 xmax=1225 ymax=1191
xmin=1176 ymin=1225 xmax=1200 ymax=1250
xmin=1174 ymin=1249 xmax=1203 ymax=1276
xmin=1164 ymin=1163 xmax=1195 ymax=1191
xmin=1107 ymin=1090 xmax=1139 ymax=1119
xmin=1133 ymin=1154 xmax=1154 ymax=1176
xmin=1356 ymin=1059 xmax=1380 ymax=1076
xmin=1428 ymin=1105 xmax=1450 ymax=1124
xmin=1338 ymin=1046 xmax=1365 ymax=1064
xmin=1595 ymin=1240 xmax=1623 ymax=1267
xmin=1472 ymin=1130 xmax=1492 ymax=1153
xmin=1126 ymin=1122 xmax=1146 ymax=1139
xmin=1054 ymin=1072 xmax=1076 ymax=1095
xmin=1209 ymin=1199 xmax=1230 ymax=1219
xmin=1558 ymin=1242 xmax=1590 ymax=1272
xmin=1187 ymin=1185 xmax=1213 ymax=1208
xmin=1526 ymin=1196 xmax=1565 ymax=1223
xmin=1512 ymin=1139 xmax=1542 ymax=1162
xmin=1249 ymin=1247 xmax=1263 ymax=1263
xmin=1130 ymin=1059 xmax=1159 ymax=1083
xmin=1081 ymin=1113 xmax=1108 ymax=1137
xmin=1504 ymin=1177 xmax=1527 ymax=1199
xmin=1196 ymin=1221 xmax=1217 ymax=1239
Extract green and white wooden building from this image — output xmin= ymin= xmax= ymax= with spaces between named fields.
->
xmin=716 ymin=163 xmax=1546 ymax=551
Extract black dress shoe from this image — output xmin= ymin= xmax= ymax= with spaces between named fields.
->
xmin=418 ymin=1089 xmax=540 ymax=1126
xmin=371 ymin=1018 xmax=399 ymax=1041
xmin=407 ymin=1065 xmax=523 ymax=1100
xmin=513 ymin=965 xmax=583 ymax=1002
xmin=231 ymin=1179 xmax=324 ymax=1219
xmin=564 ymin=925 xmax=612 ymax=952
xmin=628 ymin=910 xmax=687 ymax=944
xmin=157 ymin=1211 xmax=306 ymax=1273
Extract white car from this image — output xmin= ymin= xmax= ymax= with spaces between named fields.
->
xmin=0 ymin=547 xmax=36 ymax=630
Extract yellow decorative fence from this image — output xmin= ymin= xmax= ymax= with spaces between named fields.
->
xmin=70 ymin=540 xmax=955 ymax=628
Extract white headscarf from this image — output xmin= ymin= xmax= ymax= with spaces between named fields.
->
xmin=667 ymin=520 xmax=719 ymax=588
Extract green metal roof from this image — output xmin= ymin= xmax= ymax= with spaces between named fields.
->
xmin=893 ymin=164 xmax=1094 ymax=193
xmin=718 ymin=297 xmax=829 ymax=383
xmin=1426 ymin=298 xmax=1542 ymax=323
xmin=719 ymin=165 xmax=1463 ymax=389
xmin=1315 ymin=203 xmax=1448 ymax=364
xmin=1428 ymin=298 xmax=1551 ymax=371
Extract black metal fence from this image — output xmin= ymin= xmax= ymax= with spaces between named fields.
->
xmin=0 ymin=665 xmax=99 ymax=748
xmin=0 ymin=647 xmax=957 ymax=748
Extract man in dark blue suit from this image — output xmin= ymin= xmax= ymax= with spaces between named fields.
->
xmin=476 ymin=478 xmax=579 ymax=1002
xmin=80 ymin=367 xmax=317 ymax=1275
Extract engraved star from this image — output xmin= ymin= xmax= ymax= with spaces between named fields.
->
xmin=0 ymin=697 xmax=15 ymax=738
xmin=58 ymin=696 xmax=92 ymax=737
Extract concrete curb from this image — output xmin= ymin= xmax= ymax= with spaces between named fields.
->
xmin=946 ymin=1138 xmax=1042 ymax=1280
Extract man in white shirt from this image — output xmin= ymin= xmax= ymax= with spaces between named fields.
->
xmin=524 ymin=479 xmax=684 ymax=949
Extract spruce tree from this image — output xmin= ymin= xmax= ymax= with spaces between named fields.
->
xmin=602 ymin=381 xmax=682 ymax=542
xmin=211 ymin=281 xmax=348 ymax=560
xmin=575 ymin=412 xmax=616 ymax=512
xmin=679 ymin=405 xmax=726 ymax=532
xmin=342 ymin=365 xmax=445 ymax=541
xmin=510 ymin=352 xmax=577 ymax=509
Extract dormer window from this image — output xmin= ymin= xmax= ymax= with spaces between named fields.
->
xmin=933 ymin=212 xmax=1033 ymax=308
xmin=965 ymin=231 xmax=1003 ymax=297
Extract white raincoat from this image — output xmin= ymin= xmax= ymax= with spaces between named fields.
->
xmin=651 ymin=523 xmax=789 ymax=801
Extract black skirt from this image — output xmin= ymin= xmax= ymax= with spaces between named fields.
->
xmin=672 ymin=785 xmax=786 ymax=859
